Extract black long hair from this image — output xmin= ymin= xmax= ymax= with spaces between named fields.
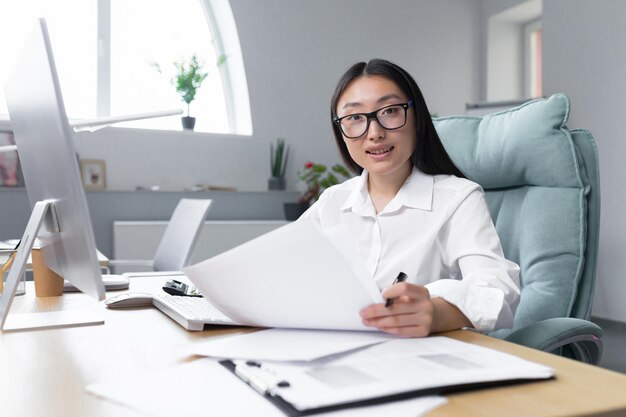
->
xmin=330 ymin=59 xmax=465 ymax=178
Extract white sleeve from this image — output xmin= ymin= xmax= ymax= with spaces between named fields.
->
xmin=425 ymin=188 xmax=520 ymax=332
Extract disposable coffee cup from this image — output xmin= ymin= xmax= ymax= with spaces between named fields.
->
xmin=31 ymin=248 xmax=64 ymax=297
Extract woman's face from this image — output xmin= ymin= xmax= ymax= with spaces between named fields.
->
xmin=335 ymin=75 xmax=416 ymax=180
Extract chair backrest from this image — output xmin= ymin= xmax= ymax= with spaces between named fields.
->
xmin=433 ymin=94 xmax=600 ymax=337
xmin=152 ymin=198 xmax=213 ymax=272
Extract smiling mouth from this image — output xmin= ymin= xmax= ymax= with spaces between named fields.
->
xmin=366 ymin=146 xmax=394 ymax=155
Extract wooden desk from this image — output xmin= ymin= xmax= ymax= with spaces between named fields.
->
xmin=2 ymin=278 xmax=626 ymax=417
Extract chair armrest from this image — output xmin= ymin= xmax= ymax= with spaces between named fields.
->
xmin=504 ymin=317 xmax=603 ymax=364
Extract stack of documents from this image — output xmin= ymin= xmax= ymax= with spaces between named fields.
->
xmin=87 ymin=329 xmax=449 ymax=417
xmin=183 ymin=221 xmax=383 ymax=330
xmin=188 ymin=329 xmax=554 ymax=416
xmin=87 ymin=358 xmax=447 ymax=417
xmin=87 ymin=329 xmax=554 ymax=416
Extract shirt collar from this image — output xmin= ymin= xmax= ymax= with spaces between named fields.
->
xmin=341 ymin=170 xmax=370 ymax=215
xmin=341 ymin=167 xmax=434 ymax=215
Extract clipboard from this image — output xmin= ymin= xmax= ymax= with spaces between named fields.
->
xmin=218 ymin=337 xmax=555 ymax=417
xmin=219 ymin=336 xmax=554 ymax=417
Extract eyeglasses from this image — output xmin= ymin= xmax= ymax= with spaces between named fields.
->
xmin=333 ymin=101 xmax=415 ymax=139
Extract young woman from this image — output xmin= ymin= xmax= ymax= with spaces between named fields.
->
xmin=301 ymin=59 xmax=520 ymax=337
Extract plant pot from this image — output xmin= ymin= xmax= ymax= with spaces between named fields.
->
xmin=283 ymin=202 xmax=309 ymax=221
xmin=268 ymin=176 xmax=286 ymax=190
xmin=181 ymin=116 xmax=196 ymax=131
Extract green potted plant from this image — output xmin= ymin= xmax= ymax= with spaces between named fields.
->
xmin=153 ymin=54 xmax=226 ymax=131
xmin=269 ymin=138 xmax=289 ymax=190
xmin=283 ymin=161 xmax=352 ymax=220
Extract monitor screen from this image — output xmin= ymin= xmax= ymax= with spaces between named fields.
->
xmin=4 ymin=18 xmax=105 ymax=301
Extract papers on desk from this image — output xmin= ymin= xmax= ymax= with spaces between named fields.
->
xmin=219 ymin=336 xmax=554 ymax=416
xmin=86 ymin=358 xmax=447 ymax=417
xmin=183 ymin=220 xmax=383 ymax=331
xmin=87 ymin=332 xmax=553 ymax=417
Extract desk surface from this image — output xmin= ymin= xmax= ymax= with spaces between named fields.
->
xmin=2 ymin=278 xmax=626 ymax=417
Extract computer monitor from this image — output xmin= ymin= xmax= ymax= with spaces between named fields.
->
xmin=0 ymin=19 xmax=105 ymax=330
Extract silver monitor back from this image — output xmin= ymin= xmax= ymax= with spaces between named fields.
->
xmin=4 ymin=18 xmax=104 ymax=300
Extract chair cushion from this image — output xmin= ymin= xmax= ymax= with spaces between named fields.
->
xmin=434 ymin=94 xmax=589 ymax=334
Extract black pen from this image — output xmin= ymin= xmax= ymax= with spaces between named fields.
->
xmin=385 ymin=272 xmax=408 ymax=308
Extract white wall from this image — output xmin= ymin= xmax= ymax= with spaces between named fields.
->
xmin=74 ymin=0 xmax=483 ymax=191
xmin=541 ymin=1 xmax=626 ymax=322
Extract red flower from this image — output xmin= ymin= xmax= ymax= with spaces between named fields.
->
xmin=304 ymin=162 xmax=314 ymax=169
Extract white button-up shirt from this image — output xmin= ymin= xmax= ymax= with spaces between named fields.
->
xmin=300 ymin=167 xmax=520 ymax=332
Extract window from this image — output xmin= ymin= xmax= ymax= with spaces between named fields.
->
xmin=486 ymin=0 xmax=542 ymax=102
xmin=0 ymin=1 xmax=98 ymax=118
xmin=0 ymin=0 xmax=251 ymax=135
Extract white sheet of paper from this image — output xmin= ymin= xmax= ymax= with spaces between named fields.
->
xmin=183 ymin=220 xmax=383 ymax=331
xmin=86 ymin=358 xmax=447 ymax=417
xmin=188 ymin=328 xmax=394 ymax=361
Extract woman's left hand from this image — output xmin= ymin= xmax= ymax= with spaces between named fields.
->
xmin=359 ymin=282 xmax=471 ymax=337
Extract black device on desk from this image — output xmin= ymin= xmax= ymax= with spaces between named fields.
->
xmin=162 ymin=279 xmax=203 ymax=297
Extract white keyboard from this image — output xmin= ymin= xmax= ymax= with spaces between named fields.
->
xmin=152 ymin=292 xmax=238 ymax=331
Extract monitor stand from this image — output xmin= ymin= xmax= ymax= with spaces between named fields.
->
xmin=0 ymin=200 xmax=104 ymax=332
xmin=2 ymin=308 xmax=103 ymax=332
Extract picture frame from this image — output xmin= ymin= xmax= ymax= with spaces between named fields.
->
xmin=0 ymin=132 xmax=24 ymax=187
xmin=80 ymin=159 xmax=106 ymax=190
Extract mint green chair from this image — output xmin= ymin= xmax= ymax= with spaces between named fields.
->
xmin=434 ymin=94 xmax=602 ymax=364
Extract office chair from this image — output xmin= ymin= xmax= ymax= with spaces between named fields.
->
xmin=434 ymin=94 xmax=603 ymax=364
xmin=110 ymin=198 xmax=213 ymax=273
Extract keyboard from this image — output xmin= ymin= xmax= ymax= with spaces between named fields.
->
xmin=152 ymin=292 xmax=239 ymax=331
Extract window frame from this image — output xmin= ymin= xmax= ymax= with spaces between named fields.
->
xmin=201 ymin=0 xmax=252 ymax=135
xmin=523 ymin=18 xmax=543 ymax=99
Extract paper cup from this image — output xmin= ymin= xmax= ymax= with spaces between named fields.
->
xmin=32 ymin=248 xmax=64 ymax=297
